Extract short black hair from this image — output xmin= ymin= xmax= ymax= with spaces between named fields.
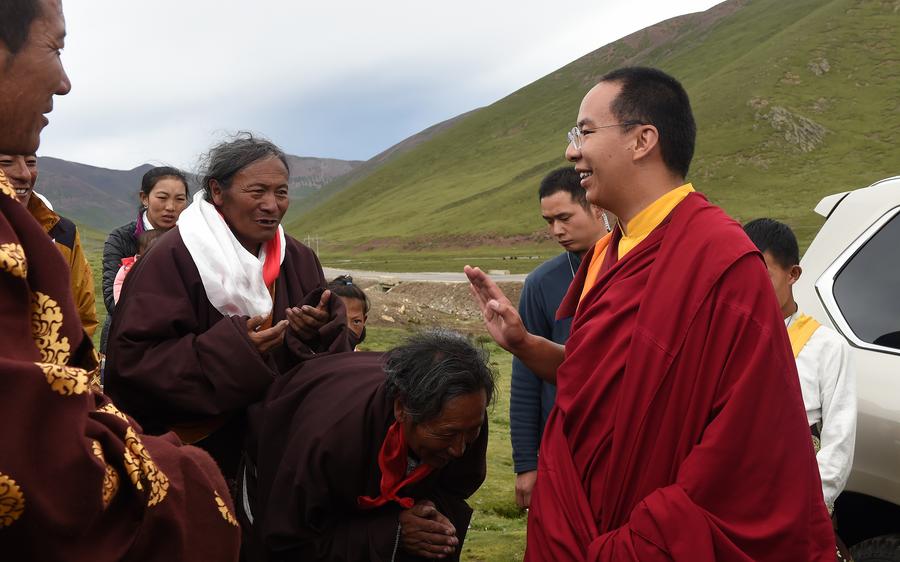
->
xmin=600 ymin=67 xmax=696 ymax=178
xmin=538 ymin=167 xmax=588 ymax=209
xmin=0 ymin=0 xmax=41 ymax=55
xmin=743 ymin=218 xmax=800 ymax=268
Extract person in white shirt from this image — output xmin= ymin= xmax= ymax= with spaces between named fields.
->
xmin=744 ymin=218 xmax=857 ymax=516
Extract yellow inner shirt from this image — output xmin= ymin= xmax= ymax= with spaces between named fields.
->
xmin=580 ymin=183 xmax=695 ymax=303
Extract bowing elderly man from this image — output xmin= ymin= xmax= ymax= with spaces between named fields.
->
xmin=240 ymin=330 xmax=493 ymax=561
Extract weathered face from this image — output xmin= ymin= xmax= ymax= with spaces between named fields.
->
xmin=539 ymin=191 xmax=607 ymax=254
xmin=396 ymin=390 xmax=486 ymax=469
xmin=762 ymin=250 xmax=801 ymax=315
xmin=341 ymin=297 xmax=367 ymax=339
xmin=0 ymin=154 xmax=38 ymax=205
xmin=210 ymin=156 xmax=290 ymax=254
xmin=564 ymin=81 xmax=636 ymax=209
xmin=0 ymin=0 xmax=71 ymax=154
xmin=140 ymin=177 xmax=188 ymax=230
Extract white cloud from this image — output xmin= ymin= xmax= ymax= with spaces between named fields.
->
xmin=39 ymin=0 xmax=721 ymax=170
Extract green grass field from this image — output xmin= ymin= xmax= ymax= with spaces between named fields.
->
xmin=320 ymin=243 xmax=558 ymax=274
xmin=359 ymin=327 xmax=527 ymax=561
xmin=81 ymin=226 xmax=108 ymax=348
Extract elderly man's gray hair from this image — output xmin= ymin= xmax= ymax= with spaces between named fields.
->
xmin=197 ymin=131 xmax=289 ymax=201
xmin=384 ymin=329 xmax=496 ymax=424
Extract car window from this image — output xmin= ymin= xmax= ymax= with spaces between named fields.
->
xmin=833 ymin=211 xmax=900 ymax=350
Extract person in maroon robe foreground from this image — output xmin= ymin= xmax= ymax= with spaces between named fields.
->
xmin=466 ymin=67 xmax=836 ymax=560
xmin=240 ymin=330 xmax=494 ymax=561
xmin=0 ymin=1 xmax=240 ymax=559
xmin=105 ymin=134 xmax=353 ymax=482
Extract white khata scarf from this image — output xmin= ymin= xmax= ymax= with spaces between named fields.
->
xmin=178 ymin=190 xmax=286 ymax=318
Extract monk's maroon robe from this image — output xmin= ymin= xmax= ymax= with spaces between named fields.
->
xmin=242 ymin=352 xmax=488 ymax=561
xmin=0 ymin=177 xmax=240 ymax=560
xmin=526 ymin=193 xmax=835 ymax=561
xmin=105 ymin=227 xmax=351 ymax=479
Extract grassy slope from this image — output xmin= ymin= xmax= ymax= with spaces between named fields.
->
xmin=359 ymin=327 xmax=526 ymax=561
xmin=80 ymin=224 xmax=109 ymax=347
xmin=288 ymin=0 xmax=899 ymax=270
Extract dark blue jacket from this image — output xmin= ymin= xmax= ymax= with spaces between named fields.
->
xmin=510 ymin=251 xmax=579 ymax=473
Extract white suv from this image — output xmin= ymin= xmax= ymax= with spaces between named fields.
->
xmin=794 ymin=175 xmax=900 ymax=560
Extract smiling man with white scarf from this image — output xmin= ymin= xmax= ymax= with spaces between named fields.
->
xmin=105 ymin=134 xmax=354 ymax=483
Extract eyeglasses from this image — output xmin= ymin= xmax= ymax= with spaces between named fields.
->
xmin=567 ymin=121 xmax=644 ymax=149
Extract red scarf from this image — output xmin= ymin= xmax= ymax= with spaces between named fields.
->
xmin=357 ymin=421 xmax=435 ymax=509
xmin=262 ymin=233 xmax=281 ymax=289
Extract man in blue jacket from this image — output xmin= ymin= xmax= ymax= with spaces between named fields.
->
xmin=511 ymin=167 xmax=610 ymax=508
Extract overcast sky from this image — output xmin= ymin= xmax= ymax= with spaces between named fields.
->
xmin=40 ymin=0 xmax=721 ymax=171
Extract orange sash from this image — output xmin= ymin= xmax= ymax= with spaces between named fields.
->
xmin=787 ymin=313 xmax=821 ymax=359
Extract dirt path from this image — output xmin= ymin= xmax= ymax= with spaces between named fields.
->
xmin=322 ymin=268 xmax=525 ymax=332
xmin=322 ymin=266 xmax=528 ymax=284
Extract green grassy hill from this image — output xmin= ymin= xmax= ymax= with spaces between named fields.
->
xmin=287 ymin=0 xmax=899 ymax=272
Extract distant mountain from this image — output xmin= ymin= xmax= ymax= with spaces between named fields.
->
xmin=34 ymin=157 xmax=153 ymax=232
xmin=286 ymin=0 xmax=899 ymax=254
xmin=284 ymin=156 xmax=363 ymax=191
xmin=283 ymin=111 xmax=475 ymax=222
xmin=35 ymin=155 xmax=362 ymax=231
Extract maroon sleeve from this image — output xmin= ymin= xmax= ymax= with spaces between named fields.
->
xmin=0 ymin=192 xmax=239 ymax=561
xmin=0 ymin=366 xmax=241 ymax=561
xmin=106 ymin=235 xmax=276 ymax=424
xmin=272 ymin=508 xmax=401 ymax=561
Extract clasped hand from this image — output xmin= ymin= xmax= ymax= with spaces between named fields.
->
xmin=399 ymin=500 xmax=458 ymax=559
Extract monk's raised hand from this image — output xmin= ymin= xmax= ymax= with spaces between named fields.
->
xmin=285 ymin=289 xmax=332 ymax=340
xmin=399 ymin=500 xmax=458 ymax=559
xmin=246 ymin=316 xmax=288 ymax=355
xmin=464 ymin=265 xmax=528 ymax=353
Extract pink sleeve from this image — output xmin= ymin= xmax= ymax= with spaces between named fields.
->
xmin=113 ymin=265 xmax=127 ymax=304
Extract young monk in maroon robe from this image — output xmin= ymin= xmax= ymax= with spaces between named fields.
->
xmin=467 ymin=67 xmax=836 ymax=560
xmin=0 ymin=1 xmax=239 ymax=559
xmin=106 ymin=135 xmax=353 ymax=481
xmin=240 ymin=331 xmax=493 ymax=561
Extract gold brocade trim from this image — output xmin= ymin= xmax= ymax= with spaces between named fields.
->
xmin=31 ymin=292 xmax=70 ymax=364
xmin=123 ymin=427 xmax=169 ymax=507
xmin=97 ymin=402 xmax=129 ymax=423
xmin=36 ymin=362 xmax=89 ymax=396
xmin=0 ymin=172 xmax=16 ymax=199
xmin=0 ymin=473 xmax=25 ymax=527
xmin=91 ymin=440 xmax=120 ymax=509
xmin=87 ymin=349 xmax=102 ymax=392
xmin=0 ymin=243 xmax=27 ymax=279
xmin=215 ymin=491 xmax=238 ymax=526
